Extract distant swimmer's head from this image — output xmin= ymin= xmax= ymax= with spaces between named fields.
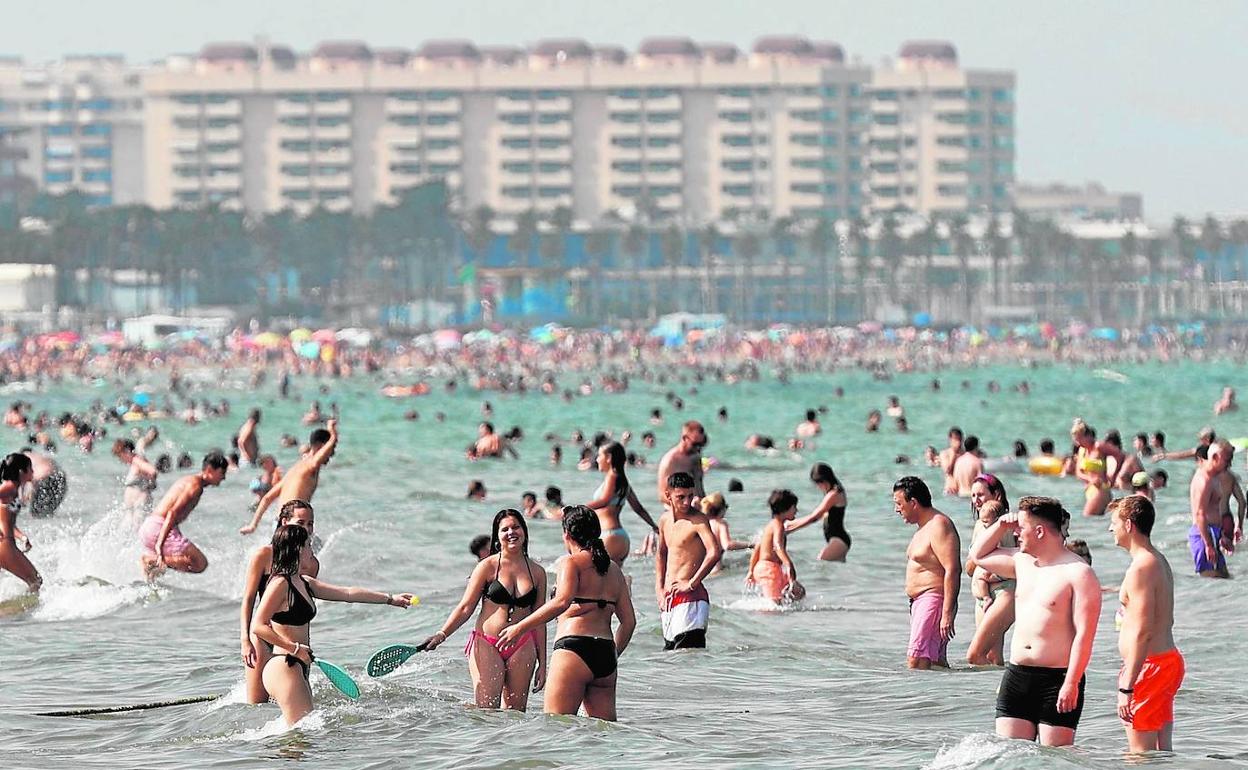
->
xmin=259 ymin=454 xmax=277 ymax=471
xmin=963 ymin=435 xmax=980 ymax=454
xmin=1012 ymin=440 xmax=1028 ymax=458
xmin=1039 ymin=438 xmax=1056 ymax=455
xmin=680 ymin=421 xmax=707 ymax=452
xmin=805 ymin=409 xmax=817 ymax=422
xmin=201 ymin=451 xmax=229 ymax=485
xmin=1064 ymin=538 xmax=1092 ymax=566
xmin=545 ymin=486 xmax=563 ymax=505
xmin=249 ymin=408 xmax=261 ymax=423
xmin=278 ymin=499 xmax=314 ymax=533
xmin=1130 ymin=471 xmax=1151 ymax=489
xmin=469 ymin=534 xmax=491 ymax=561
xmin=1198 ymin=426 xmax=1216 ymax=444
xmin=112 ymin=438 xmax=136 ymax=461
xmin=1015 ymin=496 xmax=1069 ymax=555
xmin=560 ymin=504 xmax=609 ymax=575
xmin=948 ymin=427 xmax=964 ymax=444
xmin=0 ymin=452 xmax=33 ymax=485
xmin=466 ymin=480 xmax=487 ymax=501
xmin=490 ymin=508 xmax=529 ymax=555
xmin=809 ymin=462 xmax=841 ymax=492
xmin=479 ymin=422 xmax=495 ymax=437
xmin=728 ymin=478 xmax=744 ymax=493
xmin=892 ymin=476 xmax=932 ymax=522
xmin=270 ymin=524 xmax=310 ymax=576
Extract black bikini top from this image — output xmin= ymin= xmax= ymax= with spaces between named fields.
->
xmin=271 ymin=575 xmax=317 ymax=626
xmin=482 ymin=554 xmax=537 ymax=618
xmin=572 ymin=596 xmax=616 ymax=608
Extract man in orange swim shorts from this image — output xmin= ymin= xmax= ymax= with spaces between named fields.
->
xmin=1109 ymin=496 xmax=1184 ymax=753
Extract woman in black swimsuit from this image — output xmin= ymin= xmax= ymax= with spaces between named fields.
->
xmin=786 ymin=463 xmax=851 ymax=561
xmin=0 ymin=453 xmax=39 ymax=592
xmin=423 ymin=509 xmax=548 ymax=711
xmin=251 ymin=524 xmax=412 ymax=726
xmin=496 ymin=506 xmax=635 ymax=721
xmin=239 ymin=499 xmax=320 ymax=704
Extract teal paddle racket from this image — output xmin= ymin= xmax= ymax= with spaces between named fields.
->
xmin=366 ymin=642 xmax=428 ymax=678
xmin=314 ymin=659 xmax=360 ymax=699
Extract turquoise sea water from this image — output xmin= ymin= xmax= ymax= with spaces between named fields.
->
xmin=1 ymin=360 xmax=1246 ymax=769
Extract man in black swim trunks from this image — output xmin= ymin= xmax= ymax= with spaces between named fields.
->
xmin=969 ymin=496 xmax=1102 ymax=747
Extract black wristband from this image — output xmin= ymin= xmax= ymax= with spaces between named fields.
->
xmin=1118 ymin=687 xmax=1134 ymax=694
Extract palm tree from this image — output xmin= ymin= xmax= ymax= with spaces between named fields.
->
xmin=805 ymin=217 xmax=835 ymax=322
xmin=583 ymin=228 xmax=611 ymax=319
xmin=770 ymin=216 xmax=796 ymax=320
xmin=847 ymin=215 xmax=870 ymax=320
xmin=698 ymin=223 xmax=720 ymax=314
xmin=660 ymin=224 xmax=684 ymax=313
xmin=877 ymin=212 xmax=904 ymax=308
xmin=986 ymin=213 xmax=1010 ymax=307
xmin=622 ymin=223 xmax=647 ymax=322
xmin=1199 ymin=215 xmax=1225 ymax=316
xmin=1171 ymin=216 xmax=1196 ymax=315
xmin=949 ymin=213 xmax=973 ymax=322
xmin=734 ymin=229 xmax=761 ymax=322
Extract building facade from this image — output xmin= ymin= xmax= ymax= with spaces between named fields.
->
xmin=1013 ymin=181 xmax=1143 ymax=221
xmin=0 ymin=56 xmax=145 ymax=208
xmin=867 ymin=41 xmax=1015 ymax=215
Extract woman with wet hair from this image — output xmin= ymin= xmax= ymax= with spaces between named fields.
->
xmin=786 ymin=463 xmax=851 ymax=561
xmin=0 ymin=453 xmax=39 ymax=592
xmin=251 ymin=523 xmax=413 ymax=726
xmin=585 ymin=442 xmax=658 ymax=564
xmin=240 ymin=499 xmax=321 ymax=704
xmin=422 ymin=509 xmax=548 ymax=710
xmin=496 ymin=505 xmax=635 ymax=721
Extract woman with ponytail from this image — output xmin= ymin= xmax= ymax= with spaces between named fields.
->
xmin=585 ymin=442 xmax=658 ymax=564
xmin=0 ymin=452 xmax=40 ymax=592
xmin=496 ymin=505 xmax=635 ymax=721
xmin=422 ymin=509 xmax=548 ymax=711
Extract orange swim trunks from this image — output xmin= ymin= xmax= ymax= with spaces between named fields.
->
xmin=750 ymin=560 xmax=791 ymax=603
xmin=1125 ymin=647 xmax=1185 ymax=731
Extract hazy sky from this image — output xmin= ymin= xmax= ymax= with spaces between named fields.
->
xmin=4 ymin=0 xmax=1245 ymax=221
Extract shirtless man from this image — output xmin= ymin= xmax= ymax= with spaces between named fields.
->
xmin=237 ymin=408 xmax=261 ymax=466
xmin=240 ymin=419 xmax=338 ymax=535
xmin=970 ymin=496 xmax=1101 ymax=747
xmin=1188 ymin=442 xmax=1230 ymax=577
xmin=894 ymin=476 xmax=960 ymax=670
xmin=474 ymin=422 xmax=517 ymax=459
xmin=655 ymin=471 xmax=722 ymax=650
xmin=657 ymin=421 xmax=707 ymax=505
xmin=1214 ymin=386 xmax=1237 ymax=415
xmin=952 ymin=436 xmax=984 ymax=498
xmin=1108 ymin=496 xmax=1184 ymax=753
xmin=139 ymin=451 xmax=229 ymax=577
xmin=939 ymin=427 xmax=965 ymax=496
xmin=1210 ymin=440 xmax=1245 ymax=554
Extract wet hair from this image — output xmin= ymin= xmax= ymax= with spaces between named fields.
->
xmin=0 ymin=452 xmax=32 ymax=483
xmin=545 ymin=485 xmax=562 ymax=504
xmin=113 ymin=438 xmax=136 ymax=456
xmin=1195 ymin=444 xmax=1209 ymax=461
xmin=270 ymin=524 xmax=309 ymax=576
xmin=1152 ymin=469 xmax=1168 ymax=483
xmin=948 ymin=427 xmax=963 ymax=440
xmin=156 ymin=454 xmax=172 ymax=473
xmin=963 ymin=435 xmax=980 ymax=453
xmin=1104 ymin=430 xmax=1123 ymax=449
xmin=278 ymin=499 xmax=314 ymax=525
xmin=249 ymin=408 xmax=261 ymax=421
xmin=522 ymin=491 xmax=537 ymax=504
xmin=1134 ymin=432 xmax=1148 ymax=446
xmin=1012 ymin=440 xmax=1028 ymax=458
xmin=972 ymin=474 xmax=1010 ymax=512
xmin=489 ymin=508 xmax=529 ymax=555
xmin=310 ymin=428 xmax=331 ymax=447
xmin=1039 ymin=438 xmax=1055 ymax=454
xmin=258 ymin=454 xmax=276 ymax=468
xmin=805 ymin=409 xmax=817 ymax=421
xmin=467 ymin=480 xmax=486 ymax=498
xmin=202 ymin=451 xmax=229 ymax=471
xmin=667 ymin=471 xmax=695 ymax=490
xmin=602 ymin=441 xmax=629 ymax=485
xmin=1070 ymin=418 xmax=1094 ymax=439
xmin=1065 ymin=539 xmax=1092 ymax=566
xmin=1110 ymin=495 xmax=1155 ymax=536
xmin=768 ymin=489 xmax=798 ymax=516
xmin=1017 ymin=495 xmax=1067 ymax=531
xmin=728 ymin=478 xmax=744 ymax=492
xmin=469 ymin=534 xmax=489 ymax=557
xmin=809 ymin=462 xmax=841 ymax=491
xmin=893 ymin=476 xmax=932 ymax=508
xmin=1151 ymin=431 xmax=1166 ymax=447
xmin=480 ymin=421 xmax=495 ymax=434
xmin=561 ymin=505 xmax=610 ymax=575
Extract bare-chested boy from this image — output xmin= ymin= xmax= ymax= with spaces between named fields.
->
xmin=655 ymin=471 xmax=722 ymax=649
xmin=952 ymin=435 xmax=984 ymax=497
xmin=971 ymin=496 xmax=1101 ymax=747
xmin=748 ymin=489 xmax=805 ymax=604
xmin=894 ymin=476 xmax=960 ymax=669
xmin=1188 ymin=442 xmax=1230 ymax=577
xmin=139 ymin=451 xmax=229 ymax=577
xmin=1210 ymin=440 xmax=1245 ymax=554
xmin=1108 ymin=496 xmax=1184 ymax=753
xmin=939 ymin=427 xmax=964 ymax=496
xmin=240 ymin=419 xmax=338 ymax=535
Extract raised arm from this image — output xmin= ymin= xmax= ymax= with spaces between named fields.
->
xmin=310 ymin=419 xmax=339 ymax=467
xmin=787 ymin=489 xmax=837 ymax=533
xmin=968 ymin=516 xmax=1019 ymax=579
xmin=240 ymin=474 xmax=286 ymax=534
xmin=1059 ymin=567 xmax=1102 ymax=713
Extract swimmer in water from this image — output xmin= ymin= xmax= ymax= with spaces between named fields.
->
xmin=940 ymin=428 xmax=965 ymax=496
xmin=139 ymin=451 xmax=229 ymax=578
xmin=0 ymin=453 xmax=40 ymax=592
xmin=251 ymin=523 xmax=413 ymax=726
xmin=249 ymin=455 xmax=282 ymax=511
xmin=700 ymin=493 xmax=751 ymax=559
xmin=1214 ymin=386 xmax=1237 ymax=415
xmin=795 ymin=410 xmax=821 ymax=438
xmin=240 ymin=500 xmax=320 ymax=704
xmin=584 ymin=442 xmax=658 ymax=564
xmin=422 ymin=510 xmax=548 ymax=711
xmin=237 ymin=408 xmax=262 ymax=465
xmin=786 ymin=463 xmax=850 ymax=562
xmin=748 ymin=489 xmax=806 ymax=604
xmin=241 ymin=420 xmax=338 ymax=535
xmin=112 ymin=438 xmax=158 ymax=517
xmin=1071 ymin=418 xmax=1123 ymax=517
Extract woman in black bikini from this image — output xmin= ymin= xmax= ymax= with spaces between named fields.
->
xmin=239 ymin=499 xmax=320 ymax=704
xmin=0 ymin=453 xmax=40 ymax=592
xmin=786 ymin=463 xmax=851 ymax=561
xmin=496 ymin=505 xmax=635 ymax=721
xmin=251 ymin=524 xmax=412 ymax=726
xmin=422 ymin=509 xmax=548 ymax=711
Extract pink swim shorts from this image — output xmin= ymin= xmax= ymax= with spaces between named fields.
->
xmin=139 ymin=515 xmax=191 ymax=557
xmin=908 ymin=590 xmax=947 ymax=663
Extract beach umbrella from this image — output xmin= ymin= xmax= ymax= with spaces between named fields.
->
xmin=289 ymin=328 xmax=313 ymax=343
xmin=857 ymin=321 xmax=883 ymax=334
xmin=1091 ymin=328 xmax=1120 ymax=341
xmin=253 ymin=332 xmax=284 ymax=348
xmin=313 ymin=328 xmax=337 ymax=343
xmin=433 ymin=329 xmax=462 ymax=350
xmin=297 ymin=340 xmax=321 ymax=359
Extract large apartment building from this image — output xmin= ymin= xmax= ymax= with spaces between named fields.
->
xmin=2 ymin=37 xmax=1016 ymax=222
xmin=0 ymin=56 xmax=145 ymax=207
xmin=868 ymin=42 xmax=1015 ymax=215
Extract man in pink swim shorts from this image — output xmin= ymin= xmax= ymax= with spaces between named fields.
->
xmin=140 ymin=451 xmax=228 ymax=579
xmin=894 ymin=476 xmax=961 ymax=669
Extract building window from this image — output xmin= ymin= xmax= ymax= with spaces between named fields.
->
xmin=937 ymin=185 xmax=967 ymax=196
xmin=537 ymin=186 xmax=570 ymax=198
xmin=280 ymin=116 xmax=311 ymax=127
xmin=390 ymin=162 xmax=422 ymax=175
xmin=316 ymin=140 xmax=349 ymax=151
xmin=425 ymin=90 xmax=456 ymax=101
xmin=648 ymin=161 xmax=680 ymax=173
xmin=874 ymin=113 xmax=899 ymax=126
xmin=536 ymin=89 xmax=570 ymax=100
xmin=992 ymin=112 xmax=1012 ymax=127
xmin=537 ymin=137 xmax=568 ymax=148
xmin=647 ymin=112 xmax=679 ymax=124
xmin=389 ymin=115 xmax=421 ymax=127
xmin=390 ymin=91 xmax=421 ymax=102
xmin=501 ymin=113 xmax=532 ymax=126
xmin=790 ymin=183 xmax=820 ymax=195
xmin=426 ymin=113 xmax=458 ymax=126
xmin=609 ymin=88 xmax=640 ymax=99
xmin=81 ymin=123 xmax=112 ymax=135
xmin=280 ymin=140 xmax=312 ymax=152
xmin=316 ymin=116 xmax=348 ymax=127
xmin=610 ymin=112 xmax=641 ymax=124
xmin=937 ymin=161 xmax=967 ymax=174
xmin=936 ymin=136 xmax=966 ymax=148
xmin=281 ymin=164 xmax=311 ymax=176
xmin=992 ymin=89 xmax=1012 ymax=102
xmin=82 ymin=145 xmax=112 ymax=158
xmin=47 ymin=124 xmax=74 ymax=136
xmin=536 ymin=113 xmax=568 ymax=125
xmin=718 ymin=111 xmax=751 ymax=123
xmin=722 ymin=134 xmax=753 ymax=147
xmin=647 ymin=136 xmax=677 ymax=148
xmin=932 ymin=89 xmax=965 ymax=100
xmin=611 ymin=161 xmax=642 ymax=173
xmin=503 ymin=137 xmax=533 ymax=149
xmin=790 ymin=133 xmax=820 ymax=147
xmin=873 ymin=90 xmax=899 ymax=101
xmin=503 ymin=161 xmax=534 ymax=174
xmin=44 ymin=170 xmax=74 ymax=183
xmin=721 ymin=184 xmax=753 ymax=197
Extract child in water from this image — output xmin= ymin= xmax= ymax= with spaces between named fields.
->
xmin=747 ymin=489 xmax=806 ymax=604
